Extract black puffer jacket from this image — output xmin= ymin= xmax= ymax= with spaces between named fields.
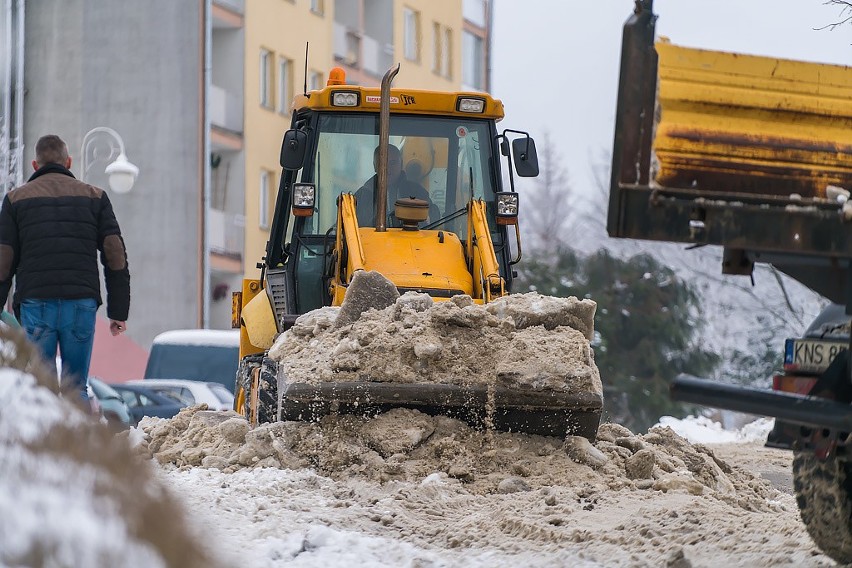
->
xmin=0 ymin=163 xmax=130 ymax=320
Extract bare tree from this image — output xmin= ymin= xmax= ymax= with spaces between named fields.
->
xmin=817 ymin=1 xmax=852 ymax=30
xmin=518 ymin=132 xmax=579 ymax=252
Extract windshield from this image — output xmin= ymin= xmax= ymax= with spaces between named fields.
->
xmin=299 ymin=113 xmax=496 ymax=238
xmin=89 ymin=378 xmax=121 ymax=400
xmin=210 ymin=384 xmax=235 ymax=404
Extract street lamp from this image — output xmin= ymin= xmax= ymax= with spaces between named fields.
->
xmin=80 ymin=127 xmax=139 ymax=194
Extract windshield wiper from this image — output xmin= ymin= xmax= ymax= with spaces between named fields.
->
xmin=423 ymin=207 xmax=467 ymax=231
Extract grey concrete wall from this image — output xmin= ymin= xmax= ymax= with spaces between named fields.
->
xmin=24 ymin=0 xmax=204 ymax=349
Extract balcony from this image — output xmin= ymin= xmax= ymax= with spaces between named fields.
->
xmin=212 ymin=0 xmax=243 ymax=29
xmin=333 ymin=22 xmax=360 ymax=67
xmin=214 ymin=0 xmax=244 ymax=15
xmin=362 ymin=35 xmax=393 ymax=77
xmin=209 ymin=84 xmax=243 ymax=134
xmin=208 ymin=209 xmax=244 ymax=273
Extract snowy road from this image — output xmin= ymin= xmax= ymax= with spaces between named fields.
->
xmin=152 ymin=413 xmax=835 ymax=568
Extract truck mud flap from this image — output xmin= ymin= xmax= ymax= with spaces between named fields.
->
xmin=278 ymin=382 xmax=603 ymax=440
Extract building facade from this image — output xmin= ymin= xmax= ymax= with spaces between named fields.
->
xmin=17 ymin=0 xmax=210 ymax=355
xmin=0 ymin=0 xmax=491 ymax=365
xmin=241 ymin=0 xmax=492 ymax=281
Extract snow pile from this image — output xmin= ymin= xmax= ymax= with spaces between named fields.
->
xmin=269 ymin=288 xmax=601 ymax=396
xmin=0 ymin=328 xmax=219 ymax=568
xmin=143 ymin=406 xmax=821 ymax=567
xmin=655 ymin=415 xmax=775 ymax=445
xmin=141 ymin=405 xmax=776 ymax=509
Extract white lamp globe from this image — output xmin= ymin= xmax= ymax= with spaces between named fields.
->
xmin=104 ymin=153 xmax=139 ymax=194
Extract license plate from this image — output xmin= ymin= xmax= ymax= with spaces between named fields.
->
xmin=784 ymin=338 xmax=847 ymax=374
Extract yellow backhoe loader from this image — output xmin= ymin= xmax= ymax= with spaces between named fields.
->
xmin=232 ymin=65 xmax=602 ymax=439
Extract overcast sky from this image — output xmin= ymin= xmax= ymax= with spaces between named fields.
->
xmin=492 ymin=0 xmax=852 ymax=199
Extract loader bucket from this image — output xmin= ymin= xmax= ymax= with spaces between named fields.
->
xmin=278 ymin=381 xmax=603 ymax=440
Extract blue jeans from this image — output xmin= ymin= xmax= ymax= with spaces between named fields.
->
xmin=20 ymin=298 xmax=97 ymax=403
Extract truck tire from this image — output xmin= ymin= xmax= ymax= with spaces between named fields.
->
xmin=793 ymin=451 xmax=852 ymax=564
xmin=255 ymin=357 xmax=279 ymax=424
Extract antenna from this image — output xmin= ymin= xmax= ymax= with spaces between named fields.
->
xmin=303 ymin=42 xmax=309 ymax=95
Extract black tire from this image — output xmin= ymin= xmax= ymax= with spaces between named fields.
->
xmin=793 ymin=451 xmax=852 ymax=563
xmin=255 ymin=357 xmax=279 ymax=424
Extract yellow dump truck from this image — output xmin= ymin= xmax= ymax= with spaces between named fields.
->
xmin=608 ymin=1 xmax=852 ymax=562
xmin=232 ymin=65 xmax=603 ymax=441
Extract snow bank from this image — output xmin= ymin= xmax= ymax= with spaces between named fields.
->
xmin=141 ymin=405 xmax=777 ymax=508
xmin=148 ymin=407 xmax=816 ymax=567
xmin=0 ymin=328 xmax=222 ymax=568
xmin=655 ymin=415 xmax=774 ymax=445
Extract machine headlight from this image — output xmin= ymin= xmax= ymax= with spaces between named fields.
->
xmin=456 ymin=97 xmax=485 ymax=113
xmin=292 ymin=183 xmax=315 ymax=217
xmin=495 ymin=192 xmax=519 ymax=225
xmin=331 ymin=91 xmax=359 ymax=107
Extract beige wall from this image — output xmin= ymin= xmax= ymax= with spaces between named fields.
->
xmin=391 ymin=0 xmax=463 ymax=91
xmin=243 ymin=0 xmax=333 ymax=278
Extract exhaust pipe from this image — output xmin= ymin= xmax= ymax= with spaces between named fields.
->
xmin=671 ymin=374 xmax=852 ymax=433
xmin=376 ymin=63 xmax=400 ymax=233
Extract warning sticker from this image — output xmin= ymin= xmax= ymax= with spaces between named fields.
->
xmin=456 ymin=126 xmax=468 ymax=138
xmin=365 ymin=95 xmax=400 ymax=104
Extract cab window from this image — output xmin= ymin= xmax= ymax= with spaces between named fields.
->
xmin=301 ymin=113 xmax=495 ymax=238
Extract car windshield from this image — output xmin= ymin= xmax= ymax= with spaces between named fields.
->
xmin=89 ymin=378 xmax=121 ymax=400
xmin=149 ymin=387 xmax=193 ymax=406
xmin=297 ymin=113 xmax=496 ymax=239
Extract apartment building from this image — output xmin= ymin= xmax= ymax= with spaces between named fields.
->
xmin=2 ymin=0 xmax=244 ymax=365
xmin=0 ymin=0 xmax=491 ymax=376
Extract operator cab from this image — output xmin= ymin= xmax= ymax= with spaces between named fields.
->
xmin=265 ymin=67 xmax=538 ymax=320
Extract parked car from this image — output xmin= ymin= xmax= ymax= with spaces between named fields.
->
xmin=766 ymin=303 xmax=849 ymax=448
xmin=110 ymin=383 xmax=188 ymax=426
xmin=144 ymin=329 xmax=239 ymax=393
xmin=88 ymin=377 xmax=133 ymax=431
xmin=127 ymin=378 xmax=234 ymax=411
xmin=87 ymin=385 xmax=101 ymax=416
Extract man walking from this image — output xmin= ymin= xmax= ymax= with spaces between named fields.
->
xmin=0 ymin=134 xmax=130 ymax=404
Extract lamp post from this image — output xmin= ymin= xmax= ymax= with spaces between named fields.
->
xmin=79 ymin=127 xmax=139 ymax=193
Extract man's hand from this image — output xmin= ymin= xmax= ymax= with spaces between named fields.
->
xmin=110 ymin=320 xmax=126 ymax=336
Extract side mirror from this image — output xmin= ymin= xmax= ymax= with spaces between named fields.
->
xmin=512 ymin=137 xmax=539 ymax=178
xmin=280 ymin=129 xmax=308 ymax=171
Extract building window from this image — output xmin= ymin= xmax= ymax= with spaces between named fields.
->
xmin=278 ymin=58 xmax=292 ymax=114
xmin=442 ymin=27 xmax=452 ymax=79
xmin=311 ymin=0 xmax=323 ymax=15
xmin=259 ymin=170 xmax=271 ymax=230
xmin=433 ymin=24 xmax=452 ymax=79
xmin=260 ymin=49 xmax=273 ymax=108
xmin=462 ymin=30 xmax=483 ymax=90
xmin=309 ymin=70 xmax=323 ymax=91
xmin=463 ymin=0 xmax=487 ymax=27
xmin=432 ymin=22 xmax=441 ymax=74
xmin=404 ymin=8 xmax=420 ymax=62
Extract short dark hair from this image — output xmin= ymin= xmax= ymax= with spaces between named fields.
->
xmin=373 ymin=144 xmax=401 ymax=159
xmin=35 ymin=135 xmax=69 ymax=166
